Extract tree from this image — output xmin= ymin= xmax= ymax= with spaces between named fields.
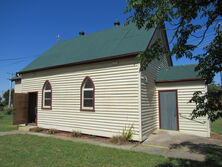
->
xmin=208 ymin=83 xmax=222 ymax=93
xmin=2 ymin=89 xmax=14 ymax=106
xmin=125 ymin=0 xmax=222 ymax=121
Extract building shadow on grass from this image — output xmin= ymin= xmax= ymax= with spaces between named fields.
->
xmin=156 ymin=142 xmax=222 ymax=167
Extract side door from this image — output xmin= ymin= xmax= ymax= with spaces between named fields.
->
xmin=159 ymin=90 xmax=179 ymax=130
xmin=13 ymin=93 xmax=29 ymax=125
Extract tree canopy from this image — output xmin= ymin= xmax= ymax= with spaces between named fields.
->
xmin=125 ymin=0 xmax=222 ymax=121
xmin=1 ymin=89 xmax=14 ymax=106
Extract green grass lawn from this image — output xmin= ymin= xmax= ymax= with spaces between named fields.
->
xmin=0 ymin=134 xmax=221 ymax=167
xmin=0 ymin=114 xmax=221 ymax=167
xmin=0 ymin=134 xmax=168 ymax=167
xmin=0 ymin=112 xmax=17 ymax=132
xmin=212 ymin=118 xmax=222 ymax=135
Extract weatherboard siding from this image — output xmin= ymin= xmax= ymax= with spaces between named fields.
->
xmin=156 ymin=81 xmax=210 ymax=137
xmin=140 ymin=29 xmax=169 ymax=140
xmin=21 ymin=58 xmax=141 ymax=140
xmin=140 ymin=58 xmax=168 ymax=140
xmin=14 ymin=80 xmax=22 ymax=93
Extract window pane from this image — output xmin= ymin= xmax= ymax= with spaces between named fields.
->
xmin=84 ymin=90 xmax=93 ymax=98
xmin=44 ymin=100 xmax=51 ymax=106
xmin=45 ymin=92 xmax=51 ymax=98
xmin=84 ymin=79 xmax=93 ymax=88
xmin=84 ymin=99 xmax=93 ymax=107
xmin=45 ymin=83 xmax=51 ymax=90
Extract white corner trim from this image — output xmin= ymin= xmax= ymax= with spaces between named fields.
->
xmin=138 ymin=63 xmax=142 ymax=141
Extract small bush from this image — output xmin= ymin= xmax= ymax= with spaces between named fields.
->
xmin=30 ymin=127 xmax=44 ymax=132
xmin=110 ymin=135 xmax=127 ymax=144
xmin=71 ymin=130 xmax=82 ymax=137
xmin=3 ymin=106 xmax=13 ymax=115
xmin=111 ymin=124 xmax=134 ymax=144
xmin=122 ymin=124 xmax=133 ymax=141
xmin=46 ymin=129 xmax=59 ymax=134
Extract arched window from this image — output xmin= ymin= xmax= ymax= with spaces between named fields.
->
xmin=80 ymin=77 xmax=95 ymax=111
xmin=42 ymin=80 xmax=52 ymax=109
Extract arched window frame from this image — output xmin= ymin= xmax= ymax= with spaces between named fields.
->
xmin=42 ymin=80 xmax=52 ymax=109
xmin=80 ymin=76 xmax=95 ymax=111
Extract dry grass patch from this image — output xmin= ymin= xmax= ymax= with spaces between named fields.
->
xmin=71 ymin=130 xmax=82 ymax=137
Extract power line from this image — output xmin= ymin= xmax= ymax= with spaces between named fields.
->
xmin=0 ymin=57 xmax=28 ymax=61
xmin=0 ymin=54 xmax=39 ymax=62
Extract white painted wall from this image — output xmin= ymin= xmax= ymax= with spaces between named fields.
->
xmin=18 ymin=26 xmax=208 ymax=140
xmin=14 ymin=80 xmax=22 ymax=93
xmin=21 ymin=58 xmax=142 ymax=140
xmin=140 ymin=28 xmax=169 ymax=140
xmin=156 ymin=81 xmax=210 ymax=137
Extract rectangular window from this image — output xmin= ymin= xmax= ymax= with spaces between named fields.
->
xmin=45 ymin=92 xmax=51 ymax=98
xmin=84 ymin=90 xmax=93 ymax=98
xmin=44 ymin=91 xmax=52 ymax=107
xmin=44 ymin=92 xmax=51 ymax=107
xmin=84 ymin=99 xmax=93 ymax=107
xmin=44 ymin=99 xmax=51 ymax=106
xmin=83 ymin=90 xmax=93 ymax=108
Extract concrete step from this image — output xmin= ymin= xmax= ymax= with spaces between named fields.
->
xmin=18 ymin=124 xmax=37 ymax=131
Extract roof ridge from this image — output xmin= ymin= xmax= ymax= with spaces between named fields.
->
xmin=60 ymin=23 xmax=132 ymax=43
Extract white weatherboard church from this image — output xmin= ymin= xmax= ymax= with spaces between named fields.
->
xmin=12 ymin=23 xmax=210 ymax=141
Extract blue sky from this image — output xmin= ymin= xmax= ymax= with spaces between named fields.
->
xmin=0 ymin=0 xmax=220 ymax=94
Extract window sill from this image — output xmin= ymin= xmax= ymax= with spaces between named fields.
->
xmin=42 ymin=107 xmax=52 ymax=110
xmin=80 ymin=108 xmax=95 ymax=112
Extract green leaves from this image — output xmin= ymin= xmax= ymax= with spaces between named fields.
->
xmin=138 ymin=39 xmax=167 ymax=71
xmin=195 ymin=31 xmax=222 ymax=84
xmin=126 ymin=0 xmax=222 ymax=121
xmin=190 ymin=89 xmax=222 ymax=121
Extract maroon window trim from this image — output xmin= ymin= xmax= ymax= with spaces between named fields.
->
xmin=158 ymin=89 xmax=179 ymax=131
xmin=80 ymin=76 xmax=95 ymax=111
xmin=41 ymin=80 xmax=52 ymax=110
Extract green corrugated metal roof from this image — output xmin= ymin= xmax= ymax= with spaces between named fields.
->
xmin=156 ymin=64 xmax=201 ymax=81
xmin=21 ymin=24 xmax=155 ymax=72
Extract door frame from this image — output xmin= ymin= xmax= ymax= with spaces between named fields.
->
xmin=158 ymin=89 xmax=179 ymax=130
xmin=28 ymin=91 xmax=38 ymax=125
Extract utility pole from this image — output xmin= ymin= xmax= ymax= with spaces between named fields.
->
xmin=8 ymin=73 xmax=13 ymax=107
xmin=221 ymin=71 xmax=222 ymax=85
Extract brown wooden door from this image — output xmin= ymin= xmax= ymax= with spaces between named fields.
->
xmin=13 ymin=93 xmax=28 ymax=125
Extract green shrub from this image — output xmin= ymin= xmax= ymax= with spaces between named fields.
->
xmin=30 ymin=127 xmax=44 ymax=132
xmin=46 ymin=129 xmax=59 ymax=134
xmin=3 ymin=106 xmax=13 ymax=115
xmin=111 ymin=124 xmax=134 ymax=144
xmin=71 ymin=130 xmax=82 ymax=137
xmin=122 ymin=124 xmax=133 ymax=141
